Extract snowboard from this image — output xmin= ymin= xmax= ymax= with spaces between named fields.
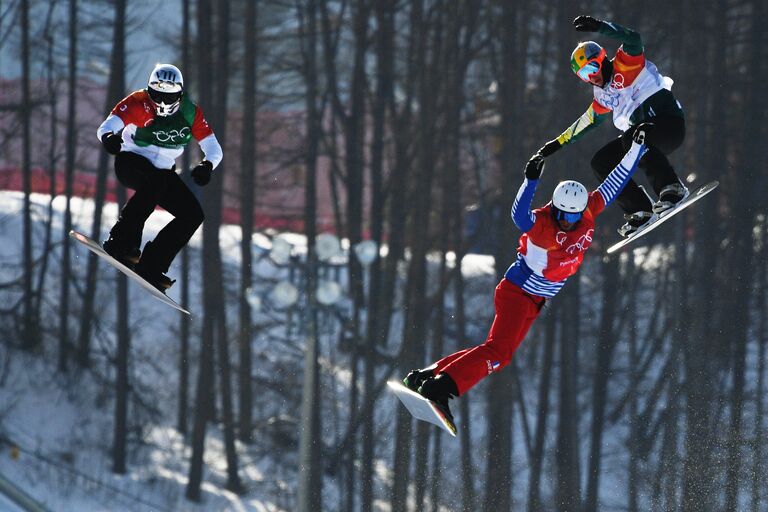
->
xmin=69 ymin=230 xmax=190 ymax=315
xmin=388 ymin=380 xmax=457 ymax=437
xmin=606 ymin=181 xmax=719 ymax=254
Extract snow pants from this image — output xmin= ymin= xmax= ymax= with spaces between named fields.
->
xmin=590 ymin=115 xmax=685 ymax=215
xmin=434 ymin=279 xmax=545 ymax=396
xmin=110 ymin=152 xmax=204 ymax=273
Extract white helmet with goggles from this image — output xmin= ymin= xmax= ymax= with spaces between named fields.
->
xmin=147 ymin=64 xmax=184 ymax=116
xmin=552 ymin=180 xmax=588 ymax=223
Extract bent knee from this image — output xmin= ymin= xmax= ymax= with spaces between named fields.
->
xmin=480 ymin=339 xmax=517 ymax=368
xmin=191 ymin=206 xmax=204 ymax=227
xmin=181 ymin=204 xmax=204 ymax=229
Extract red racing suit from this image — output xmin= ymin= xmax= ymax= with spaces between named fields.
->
xmin=431 ymin=140 xmax=646 ymax=395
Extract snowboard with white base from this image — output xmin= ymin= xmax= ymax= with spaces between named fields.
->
xmin=70 ymin=230 xmax=190 ymax=315
xmin=606 ymin=181 xmax=719 ymax=254
xmin=388 ymin=380 xmax=457 ymax=437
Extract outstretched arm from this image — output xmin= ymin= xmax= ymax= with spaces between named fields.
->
xmin=512 ymin=156 xmax=544 ymax=232
xmin=555 ymin=104 xmax=610 ymax=148
xmin=512 ymin=179 xmax=538 ymax=232
xmin=598 ymin=21 xmax=643 ymax=56
xmin=535 ymin=104 xmax=611 ymax=158
xmin=574 ymin=15 xmax=643 ymax=56
xmin=596 ymin=125 xmax=651 ymax=208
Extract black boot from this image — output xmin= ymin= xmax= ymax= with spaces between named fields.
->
xmin=102 ymin=237 xmax=141 ymax=269
xmin=652 ymin=182 xmax=689 ymax=214
xmin=419 ymin=373 xmax=459 ymax=423
xmin=403 ymin=366 xmax=436 ymax=392
xmin=617 ymin=211 xmax=655 ymax=237
xmin=135 ymin=241 xmax=175 ymax=292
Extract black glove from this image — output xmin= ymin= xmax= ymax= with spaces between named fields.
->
xmin=573 ymin=15 xmax=602 ymax=32
xmin=630 ymin=122 xmax=655 ymax=145
xmin=524 ymin=154 xmax=545 ymax=180
xmin=537 ymin=139 xmax=562 ymax=158
xmin=101 ymin=133 xmax=122 ymax=155
xmin=191 ymin=160 xmax=213 ymax=186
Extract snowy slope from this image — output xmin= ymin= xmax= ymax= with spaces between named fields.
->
xmin=0 ymin=191 xmax=500 ymax=511
xmin=0 ymin=192 xmax=290 ymax=511
xmin=0 ymin=190 xmax=673 ymax=511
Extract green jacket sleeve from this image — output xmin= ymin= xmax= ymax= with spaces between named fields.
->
xmin=598 ymin=20 xmax=643 ymax=56
xmin=555 ymin=105 xmax=610 ymax=147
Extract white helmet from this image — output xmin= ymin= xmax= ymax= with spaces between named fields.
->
xmin=147 ymin=64 xmax=184 ymax=116
xmin=552 ymin=180 xmax=588 ymax=213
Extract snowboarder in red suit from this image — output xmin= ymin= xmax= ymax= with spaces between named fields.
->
xmin=403 ymin=124 xmax=653 ymax=424
xmin=96 ymin=64 xmax=222 ymax=290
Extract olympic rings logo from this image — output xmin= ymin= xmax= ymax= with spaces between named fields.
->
xmin=556 ymin=229 xmax=594 ymax=254
xmin=154 ymin=127 xmax=190 ymax=143
xmin=611 ymin=73 xmax=626 ymax=89
xmin=566 ymin=229 xmax=594 ymax=254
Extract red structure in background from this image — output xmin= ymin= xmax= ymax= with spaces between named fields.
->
xmin=0 ymin=78 xmax=341 ymax=235
xmin=0 ymin=166 xmax=312 ymax=232
xmin=0 ymin=167 xmax=120 ymax=204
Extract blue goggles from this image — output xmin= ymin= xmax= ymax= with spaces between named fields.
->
xmin=555 ymin=209 xmax=583 ymax=223
xmin=577 ymin=61 xmax=601 ymax=82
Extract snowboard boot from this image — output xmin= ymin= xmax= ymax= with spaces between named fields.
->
xmin=102 ymin=237 xmax=141 ymax=269
xmin=135 ymin=264 xmax=175 ymax=292
xmin=618 ymin=211 xmax=656 ymax=238
xmin=135 ymin=241 xmax=175 ymax=292
xmin=418 ymin=373 xmax=459 ymax=424
xmin=403 ymin=367 xmax=436 ymax=392
xmin=652 ymin=182 xmax=689 ymax=215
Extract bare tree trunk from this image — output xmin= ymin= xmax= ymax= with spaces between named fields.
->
xmin=392 ymin=3 xmax=441 ymax=509
xmin=217 ymin=295 xmax=242 ymax=492
xmin=626 ymin=258 xmax=640 ymax=512
xmin=681 ymin=1 xmax=724 ymax=508
xmin=20 ymin=0 xmax=38 ymax=349
xmin=427 ymin=5 xmax=474 ymax=509
xmin=485 ymin=0 xmax=528 ymax=507
xmin=724 ymin=1 xmax=764 ymax=508
xmin=456 ymin=274 xmax=475 ymax=512
xmin=359 ymin=1 xmax=394 ymax=509
xmin=112 ymin=185 xmax=130 ymax=474
xmin=237 ymin=0 xmax=258 ymax=445
xmin=556 ymin=287 xmax=581 ymax=512
xmin=378 ymin=9 xmax=419 ymax=508
xmin=77 ymin=0 xmax=126 ymax=367
xmin=36 ymin=4 xmax=59 ymax=326
xmin=527 ymin=313 xmax=555 ymax=512
xmin=106 ymin=0 xmax=129 ymax=471
xmin=186 ymin=0 xmax=215 ymax=500
xmin=318 ymin=0 xmax=370 ymax=504
xmin=177 ymin=0 xmax=192 ymax=439
xmin=58 ymin=0 xmax=77 ymax=372
xmin=208 ymin=0 xmax=241 ymax=493
xmin=584 ymin=249 xmax=620 ymax=512
xmin=751 ymin=216 xmax=767 ymax=512
xmin=296 ymin=0 xmax=323 ymax=509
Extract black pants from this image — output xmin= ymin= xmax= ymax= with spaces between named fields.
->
xmin=110 ymin=152 xmax=203 ymax=273
xmin=590 ymin=115 xmax=685 ymax=214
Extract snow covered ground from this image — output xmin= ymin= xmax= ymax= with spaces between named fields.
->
xmin=0 ymin=191 xmax=500 ymax=511
xmin=0 ymin=192 xmax=305 ymax=511
xmin=0 ymin=190 xmax=680 ymax=511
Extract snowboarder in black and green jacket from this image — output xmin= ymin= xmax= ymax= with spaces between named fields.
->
xmin=533 ymin=15 xmax=688 ymax=237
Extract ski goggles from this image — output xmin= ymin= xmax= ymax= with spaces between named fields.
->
xmin=148 ymin=87 xmax=182 ymax=106
xmin=576 ymin=60 xmax=602 ymax=82
xmin=554 ymin=208 xmax=583 ymax=223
